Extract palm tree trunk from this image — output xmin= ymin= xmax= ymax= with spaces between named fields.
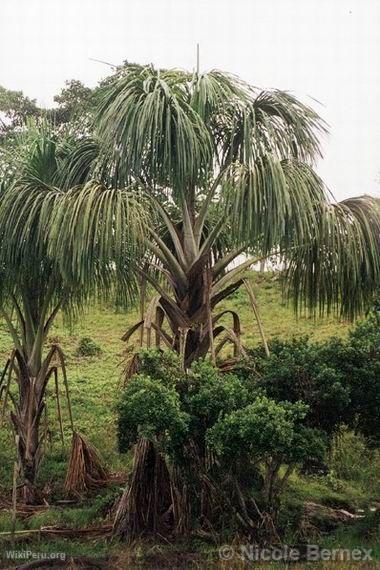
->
xmin=10 ymin=373 xmax=44 ymax=503
xmin=113 ymin=438 xmax=172 ymax=540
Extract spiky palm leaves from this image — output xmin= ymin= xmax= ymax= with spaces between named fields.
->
xmin=58 ymin=65 xmax=380 ymax=366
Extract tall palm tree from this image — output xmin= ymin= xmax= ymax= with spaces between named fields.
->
xmin=58 ymin=65 xmax=380 ymax=368
xmin=0 ymin=125 xmax=141 ymax=501
xmin=48 ymin=64 xmax=380 ymax=538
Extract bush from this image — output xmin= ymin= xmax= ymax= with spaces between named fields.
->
xmin=76 ymin=336 xmax=102 ymax=357
xmin=330 ymin=429 xmax=380 ymax=496
xmin=237 ymin=314 xmax=380 ymax=445
xmin=116 ymin=350 xmax=328 ymax=522
xmin=115 ymin=313 xmax=380 ymax=537
xmin=237 ymin=337 xmax=352 ymax=435
xmin=116 ymin=373 xmax=189 ymax=454
xmin=340 ymin=316 xmax=380 ymax=444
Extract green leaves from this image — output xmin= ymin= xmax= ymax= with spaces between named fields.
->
xmin=238 ymin=337 xmax=352 ymax=435
xmin=116 ymin=374 xmax=189 ymax=453
xmin=1 ymin=62 xmax=379 ymax=372
xmin=229 ymin=157 xmax=327 ymax=253
xmin=0 ymin=124 xmax=146 ymax=368
xmin=251 ymin=90 xmax=327 ymax=162
xmin=96 ymin=65 xmax=212 ymax=192
xmin=286 ymin=196 xmax=380 ymax=319
xmin=49 ymin=180 xmax=145 ymax=301
xmin=61 ymin=62 xmax=380 ymax=323
xmin=207 ymin=397 xmax=308 ymax=458
xmin=116 ymin=348 xmax=328 ymax=513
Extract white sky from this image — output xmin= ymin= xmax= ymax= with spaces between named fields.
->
xmin=0 ymin=0 xmax=379 ymax=201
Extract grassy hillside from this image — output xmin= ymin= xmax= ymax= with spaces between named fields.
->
xmin=0 ymin=272 xmax=353 ymax=486
xmin=0 ymin=272 xmax=352 ymax=483
xmin=1 ymin=271 xmax=377 ymax=567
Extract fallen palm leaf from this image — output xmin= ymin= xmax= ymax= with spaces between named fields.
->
xmin=0 ymin=524 xmax=113 ymax=541
xmin=64 ymin=432 xmax=110 ymax=496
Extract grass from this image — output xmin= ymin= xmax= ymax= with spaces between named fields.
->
xmin=0 ymin=271 xmax=376 ymax=567
xmin=0 ymin=272 xmax=352 ymax=489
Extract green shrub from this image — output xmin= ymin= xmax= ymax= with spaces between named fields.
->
xmin=237 ymin=314 xmax=380 ymax=445
xmin=330 ymin=430 xmax=380 ymax=496
xmin=116 ymin=350 xmax=328 ymax=517
xmin=76 ymin=336 xmax=102 ymax=357
xmin=116 ymin=373 xmax=189 ymax=454
xmin=237 ymin=336 xmax=352 ymax=435
xmin=115 ymin=314 xmax=380 ymax=536
xmin=341 ymin=316 xmax=380 ymax=444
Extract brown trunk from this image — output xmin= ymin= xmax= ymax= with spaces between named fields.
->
xmin=113 ymin=438 xmax=172 ymax=540
xmin=10 ymin=375 xmax=44 ymax=504
xmin=172 ymin=261 xmax=214 ymax=367
xmin=171 ymin=465 xmax=191 ymax=535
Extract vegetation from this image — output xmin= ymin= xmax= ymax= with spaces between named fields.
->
xmin=0 ymin=271 xmax=350 ymax=489
xmin=76 ymin=336 xmax=102 ymax=357
xmin=60 ymin=64 xmax=380 ymax=368
xmin=67 ymin=63 xmax=380 ymax=538
xmin=0 ymin=283 xmax=379 ymax=564
xmin=238 ymin=311 xmax=380 ymax=445
xmin=0 ymin=292 xmax=378 ymax=565
xmin=0 ymin=59 xmax=380 ymax=567
xmin=0 ymin=128 xmax=80 ymax=502
xmin=114 ymin=309 xmax=380 ymax=541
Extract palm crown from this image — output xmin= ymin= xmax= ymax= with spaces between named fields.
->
xmin=55 ymin=64 xmax=379 ymax=364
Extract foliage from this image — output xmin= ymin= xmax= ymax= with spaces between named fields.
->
xmin=339 ymin=315 xmax=380 ymax=444
xmin=1 ymin=58 xmax=380 ymax=545
xmin=50 ymin=63 xmax=380 ymax=370
xmin=76 ymin=336 xmax=102 ymax=357
xmin=53 ymin=79 xmax=95 ymax=124
xmin=127 ymin=348 xmax=183 ymax=386
xmin=208 ymin=397 xmax=308 ymax=459
xmin=1 ymin=273 xmax=345 ymax=490
xmin=330 ymin=430 xmax=380 ymax=496
xmin=238 ymin=337 xmax=352 ymax=435
xmin=0 ymin=122 xmax=142 ymax=499
xmin=116 ymin=314 xmax=380 ymax=533
xmin=116 ymin=373 xmax=189 ymax=453
xmin=0 ymin=298 xmax=378 ymax=555
xmin=180 ymin=359 xmax=249 ymax=427
xmin=117 ymin=350 xmax=328 ymax=529
xmin=0 ymin=85 xmax=40 ymax=136
xmin=0 ymin=79 xmax=95 ymax=137
xmin=237 ymin=312 xmax=380 ymax=447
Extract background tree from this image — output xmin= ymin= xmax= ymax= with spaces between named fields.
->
xmin=0 ymin=86 xmax=40 ymax=138
xmin=0 ymin=79 xmax=95 ymax=144
xmin=53 ymin=79 xmax=95 ymax=125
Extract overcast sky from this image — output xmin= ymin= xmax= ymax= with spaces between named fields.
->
xmin=0 ymin=0 xmax=379 ymax=201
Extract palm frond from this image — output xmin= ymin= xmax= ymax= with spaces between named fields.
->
xmin=95 ymin=65 xmax=212 ymax=192
xmin=286 ymin=196 xmax=380 ymax=318
xmin=49 ymin=180 xmax=147 ymax=305
xmin=228 ymin=156 xmax=327 ymax=254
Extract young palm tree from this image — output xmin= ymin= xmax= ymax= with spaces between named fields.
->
xmin=0 ymin=125 xmax=141 ymax=502
xmin=60 ymin=65 xmax=380 ymax=368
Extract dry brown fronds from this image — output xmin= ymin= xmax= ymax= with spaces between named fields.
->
xmin=64 ymin=432 xmax=110 ymax=496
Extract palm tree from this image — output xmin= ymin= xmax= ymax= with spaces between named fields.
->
xmin=52 ymin=64 xmax=380 ymax=538
xmin=0 ymin=125 xmax=141 ymax=502
xmin=60 ymin=65 xmax=380 ymax=368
